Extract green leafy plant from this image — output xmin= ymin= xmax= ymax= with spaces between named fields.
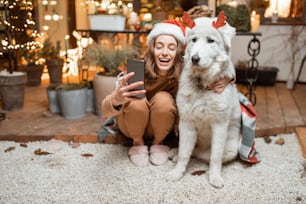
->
xmin=56 ymin=83 xmax=88 ymax=91
xmin=216 ymin=4 xmax=251 ymax=32
xmin=84 ymin=43 xmax=138 ymax=76
xmin=42 ymin=38 xmax=62 ymax=60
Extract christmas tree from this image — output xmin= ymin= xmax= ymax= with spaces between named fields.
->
xmin=0 ymin=0 xmax=40 ymax=74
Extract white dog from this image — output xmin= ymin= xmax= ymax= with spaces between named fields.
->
xmin=167 ymin=13 xmax=241 ymax=188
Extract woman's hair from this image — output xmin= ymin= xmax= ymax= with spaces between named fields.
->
xmin=143 ymin=36 xmax=184 ymax=79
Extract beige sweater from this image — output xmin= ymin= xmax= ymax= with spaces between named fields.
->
xmin=101 ymin=75 xmax=179 ymax=118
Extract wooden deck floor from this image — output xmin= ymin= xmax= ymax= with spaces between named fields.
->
xmin=0 ymin=81 xmax=305 ymax=143
xmin=238 ymin=83 xmax=306 ymax=137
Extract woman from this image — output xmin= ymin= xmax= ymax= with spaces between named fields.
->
xmin=102 ymin=20 xmax=229 ymax=167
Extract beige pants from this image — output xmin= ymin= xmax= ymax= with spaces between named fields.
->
xmin=117 ymin=91 xmax=177 ymax=146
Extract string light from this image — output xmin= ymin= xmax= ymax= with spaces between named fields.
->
xmin=0 ymin=0 xmax=41 ymax=56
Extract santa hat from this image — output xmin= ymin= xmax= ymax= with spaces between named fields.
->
xmin=147 ymin=20 xmax=186 ymax=44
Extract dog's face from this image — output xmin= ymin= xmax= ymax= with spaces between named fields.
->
xmin=184 ymin=17 xmax=236 ymax=71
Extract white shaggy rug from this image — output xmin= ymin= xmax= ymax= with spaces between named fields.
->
xmin=0 ymin=133 xmax=305 ymax=204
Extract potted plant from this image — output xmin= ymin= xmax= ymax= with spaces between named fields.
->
xmin=46 ymin=81 xmax=95 ymax=117
xmin=42 ymin=38 xmax=65 ymax=84
xmin=0 ymin=0 xmax=41 ymax=110
xmin=0 ymin=69 xmax=27 ymax=111
xmin=20 ymin=42 xmax=45 ymax=86
xmin=84 ymin=42 xmax=138 ymax=117
xmin=56 ymin=83 xmax=88 ymax=119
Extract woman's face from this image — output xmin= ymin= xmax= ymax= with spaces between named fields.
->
xmin=154 ymin=34 xmax=178 ymax=76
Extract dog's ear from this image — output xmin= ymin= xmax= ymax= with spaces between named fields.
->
xmin=182 ymin=12 xmax=195 ymax=37
xmin=212 ymin=11 xmax=236 ymax=53
xmin=182 ymin=11 xmax=195 ymax=29
xmin=217 ymin=23 xmax=236 ymax=53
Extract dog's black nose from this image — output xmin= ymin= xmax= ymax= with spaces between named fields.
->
xmin=192 ymin=55 xmax=200 ymax=65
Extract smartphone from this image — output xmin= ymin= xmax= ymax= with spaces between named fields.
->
xmin=127 ymin=59 xmax=145 ymax=99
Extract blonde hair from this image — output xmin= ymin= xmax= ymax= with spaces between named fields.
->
xmin=143 ymin=36 xmax=184 ymax=80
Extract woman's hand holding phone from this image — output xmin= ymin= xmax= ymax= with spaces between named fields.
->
xmin=111 ymin=72 xmax=146 ymax=107
xmin=126 ymin=59 xmax=145 ymax=99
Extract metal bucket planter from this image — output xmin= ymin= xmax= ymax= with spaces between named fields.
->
xmin=56 ymin=83 xmax=88 ymax=119
xmin=86 ymin=81 xmax=95 ymax=113
xmin=0 ymin=71 xmax=27 ymax=111
xmin=46 ymin=83 xmax=61 ymax=113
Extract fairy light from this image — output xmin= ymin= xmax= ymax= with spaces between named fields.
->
xmin=42 ymin=0 xmax=48 ymax=6
xmin=0 ymin=0 xmax=41 ymax=61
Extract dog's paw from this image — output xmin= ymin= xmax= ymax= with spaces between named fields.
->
xmin=168 ymin=148 xmax=178 ymax=162
xmin=209 ymin=174 xmax=224 ymax=188
xmin=166 ymin=170 xmax=184 ymax=181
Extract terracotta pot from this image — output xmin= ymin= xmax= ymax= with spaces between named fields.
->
xmin=21 ymin=64 xmax=44 ymax=86
xmin=46 ymin=58 xmax=64 ymax=84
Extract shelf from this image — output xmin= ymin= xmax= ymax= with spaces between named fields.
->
xmin=236 ymin=32 xmax=262 ymax=37
xmin=76 ymin=29 xmax=150 ymax=35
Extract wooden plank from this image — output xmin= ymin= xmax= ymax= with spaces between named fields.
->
xmin=266 ymin=86 xmax=286 ymax=135
xmin=2 ymin=81 xmax=306 ymax=144
xmin=237 ymin=84 xmax=248 ymax=95
xmin=276 ymin=83 xmax=305 ymax=133
xmin=291 ymin=84 xmax=306 ymax=125
xmin=296 ymin=127 xmax=306 ymax=158
xmin=254 ymin=86 xmax=269 ymax=137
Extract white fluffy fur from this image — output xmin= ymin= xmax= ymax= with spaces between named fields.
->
xmin=167 ymin=17 xmax=241 ymax=188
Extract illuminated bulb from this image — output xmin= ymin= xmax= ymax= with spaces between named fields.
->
xmin=50 ymin=0 xmax=57 ymax=5
xmin=1 ymin=40 xmax=8 ymax=46
xmin=72 ymin=30 xmax=82 ymax=40
xmin=43 ymin=25 xmax=49 ymax=31
xmin=143 ymin=13 xmax=152 ymax=21
xmin=127 ymin=3 xmax=133 ymax=8
xmin=44 ymin=14 xmax=52 ymax=21
xmin=52 ymin=14 xmax=59 ymax=21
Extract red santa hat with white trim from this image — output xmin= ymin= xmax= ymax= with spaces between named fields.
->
xmin=147 ymin=20 xmax=186 ymax=44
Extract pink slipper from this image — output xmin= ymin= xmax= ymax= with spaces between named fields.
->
xmin=128 ymin=145 xmax=149 ymax=167
xmin=149 ymin=145 xmax=170 ymax=166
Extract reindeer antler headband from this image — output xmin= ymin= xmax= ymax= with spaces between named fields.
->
xmin=182 ymin=11 xmax=227 ymax=29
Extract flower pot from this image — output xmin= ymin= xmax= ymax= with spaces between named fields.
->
xmin=56 ymin=84 xmax=88 ymax=119
xmin=46 ymin=58 xmax=64 ymax=84
xmin=21 ymin=64 xmax=44 ymax=86
xmin=0 ymin=71 xmax=27 ymax=111
xmin=93 ymin=73 xmax=116 ymax=118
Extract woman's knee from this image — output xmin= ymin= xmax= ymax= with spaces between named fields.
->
xmin=150 ymin=92 xmax=176 ymax=112
xmin=124 ymin=99 xmax=149 ymax=114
